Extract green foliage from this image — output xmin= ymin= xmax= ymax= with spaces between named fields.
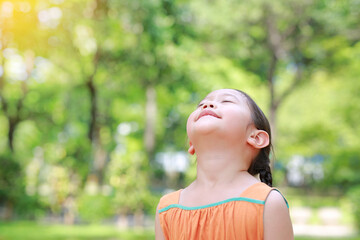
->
xmin=323 ymin=148 xmax=360 ymax=190
xmin=0 ymin=152 xmax=46 ymax=219
xmin=13 ymin=194 xmax=46 ymax=220
xmin=347 ymin=186 xmax=360 ymax=231
xmin=77 ymin=194 xmax=114 ymax=223
xmin=0 ymin=153 xmax=20 ymax=200
xmin=106 ymin=140 xmax=153 ymax=214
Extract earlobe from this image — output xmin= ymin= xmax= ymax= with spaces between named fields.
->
xmin=247 ymin=130 xmax=270 ymax=149
xmin=188 ymin=141 xmax=195 ymax=155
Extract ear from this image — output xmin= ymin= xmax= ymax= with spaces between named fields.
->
xmin=247 ymin=130 xmax=270 ymax=149
xmin=188 ymin=141 xmax=195 ymax=155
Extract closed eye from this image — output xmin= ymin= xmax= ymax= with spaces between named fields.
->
xmin=222 ymin=100 xmax=233 ymax=103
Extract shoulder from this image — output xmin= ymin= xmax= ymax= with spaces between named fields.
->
xmin=264 ymin=190 xmax=290 ymax=220
xmin=265 ymin=190 xmax=289 ymax=208
xmin=158 ymin=189 xmax=182 ymax=212
xmin=155 ymin=203 xmax=166 ymax=240
xmin=156 ymin=190 xmax=182 ymax=240
xmin=264 ymin=190 xmax=294 ymax=239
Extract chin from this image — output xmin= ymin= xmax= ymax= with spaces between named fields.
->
xmin=187 ymin=117 xmax=225 ymax=139
xmin=190 ymin=124 xmax=223 ymax=137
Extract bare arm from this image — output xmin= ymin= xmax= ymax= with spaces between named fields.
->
xmin=264 ymin=190 xmax=294 ymax=240
xmin=155 ymin=204 xmax=166 ymax=240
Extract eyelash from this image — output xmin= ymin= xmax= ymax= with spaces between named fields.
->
xmin=197 ymin=100 xmax=233 ymax=108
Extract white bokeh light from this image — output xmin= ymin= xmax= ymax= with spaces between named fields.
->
xmin=1 ymin=1 xmax=13 ymax=18
xmin=38 ymin=7 xmax=62 ymax=28
xmin=3 ymin=48 xmax=28 ymax=81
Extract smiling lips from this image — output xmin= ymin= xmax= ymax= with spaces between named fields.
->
xmin=197 ymin=109 xmax=221 ymax=120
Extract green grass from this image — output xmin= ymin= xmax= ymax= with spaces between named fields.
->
xmin=295 ymin=237 xmax=360 ymax=240
xmin=0 ymin=221 xmax=154 ymax=240
xmin=1 ymin=221 xmax=359 ymax=240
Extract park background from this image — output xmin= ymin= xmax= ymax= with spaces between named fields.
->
xmin=0 ymin=0 xmax=359 ymax=239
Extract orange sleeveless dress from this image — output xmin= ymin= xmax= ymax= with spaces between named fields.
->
xmin=158 ymin=182 xmax=288 ymax=240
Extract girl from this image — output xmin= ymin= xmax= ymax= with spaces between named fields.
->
xmin=155 ymin=89 xmax=293 ymax=240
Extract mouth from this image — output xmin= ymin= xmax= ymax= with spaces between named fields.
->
xmin=196 ymin=109 xmax=221 ymax=120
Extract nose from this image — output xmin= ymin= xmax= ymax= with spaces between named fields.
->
xmin=202 ymin=101 xmax=216 ymax=109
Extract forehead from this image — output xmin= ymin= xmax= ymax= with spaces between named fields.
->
xmin=204 ymin=89 xmax=245 ymax=101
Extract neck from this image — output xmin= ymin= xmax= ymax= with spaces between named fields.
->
xmin=192 ymin=138 xmax=253 ymax=188
xmin=193 ymin=134 xmax=255 ymax=187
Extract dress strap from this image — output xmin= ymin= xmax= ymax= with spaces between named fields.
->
xmin=240 ymin=182 xmax=289 ymax=208
xmin=158 ymin=190 xmax=182 ymax=210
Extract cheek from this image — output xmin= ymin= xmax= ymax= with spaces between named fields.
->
xmin=224 ymin=112 xmax=250 ymax=134
xmin=186 ymin=112 xmax=196 ymax=137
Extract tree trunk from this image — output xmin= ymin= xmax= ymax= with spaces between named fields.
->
xmin=85 ymin=50 xmax=108 ymax=187
xmin=1 ymin=52 xmax=32 ymax=152
xmin=269 ymin=99 xmax=278 ymax=170
xmin=7 ymin=117 xmax=19 ymax=152
xmin=87 ymin=77 xmax=97 ymax=142
xmin=264 ymin=4 xmax=284 ymax=169
xmin=266 ymin=50 xmax=279 ymax=170
xmin=144 ymin=85 xmax=157 ymax=162
xmin=86 ymin=49 xmax=100 ymax=142
xmin=93 ymin=134 xmax=107 ymax=185
xmin=267 ymin=53 xmax=278 ymax=141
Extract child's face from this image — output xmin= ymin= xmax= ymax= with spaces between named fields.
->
xmin=186 ymin=89 xmax=253 ymax=145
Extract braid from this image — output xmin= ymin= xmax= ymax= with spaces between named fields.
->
xmin=248 ymin=150 xmax=273 ymax=187
xmin=259 ymin=167 xmax=272 ymax=187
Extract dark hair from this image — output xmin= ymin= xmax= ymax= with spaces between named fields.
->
xmin=235 ymin=90 xmax=273 ymax=187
